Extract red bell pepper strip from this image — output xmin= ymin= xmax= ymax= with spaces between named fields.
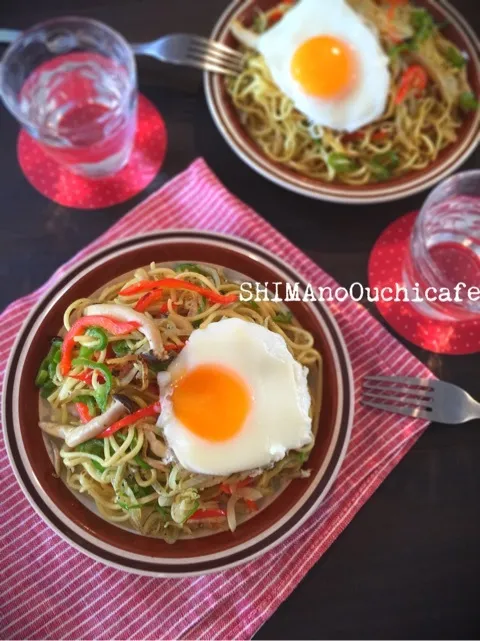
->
xmin=136 ymin=299 xmax=181 ymax=315
xmin=134 ymin=291 xmax=170 ymax=312
xmin=99 ymin=402 xmax=161 ymax=438
xmin=220 ymin=478 xmax=252 ymax=495
xmin=386 ymin=0 xmax=407 ymax=21
xmin=372 ymin=130 xmax=389 ymax=142
xmin=268 ymin=9 xmax=283 ymax=25
xmin=164 ymin=342 xmax=185 ymax=352
xmin=343 ymin=129 xmax=388 ymax=144
xmin=342 ymin=130 xmax=365 ymax=143
xmin=134 ymin=295 xmax=166 ymax=313
xmin=386 ymin=0 xmax=408 ymax=41
xmin=75 ymin=402 xmax=93 ymax=424
xmin=245 ymin=499 xmax=258 ymax=513
xmin=120 ymin=279 xmax=238 ymax=309
xmin=70 ymin=371 xmax=94 ymax=385
xmin=394 ymin=65 xmax=428 ymax=104
xmin=60 ymin=316 xmax=140 ymax=376
xmin=188 ymin=508 xmax=227 ymax=520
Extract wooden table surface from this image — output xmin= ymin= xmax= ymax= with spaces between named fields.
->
xmin=0 ymin=0 xmax=479 ymax=638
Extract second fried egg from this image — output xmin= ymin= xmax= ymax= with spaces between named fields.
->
xmin=256 ymin=0 xmax=390 ymax=131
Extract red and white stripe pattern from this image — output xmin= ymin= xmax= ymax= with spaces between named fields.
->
xmin=0 ymin=159 xmax=431 ymax=640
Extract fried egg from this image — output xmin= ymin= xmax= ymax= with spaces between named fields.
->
xmin=256 ymin=0 xmax=390 ymax=131
xmin=157 ymin=318 xmax=313 ymax=476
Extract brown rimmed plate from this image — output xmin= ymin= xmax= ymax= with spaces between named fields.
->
xmin=2 ymin=231 xmax=353 ymax=576
xmin=205 ymin=0 xmax=480 ymax=204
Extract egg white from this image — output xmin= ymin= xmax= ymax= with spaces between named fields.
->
xmin=257 ymin=0 xmax=390 ymax=132
xmin=157 ymin=318 xmax=313 ymax=476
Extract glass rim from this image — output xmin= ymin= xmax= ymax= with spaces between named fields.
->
xmin=412 ymin=168 xmax=480 ymax=294
xmin=418 ymin=169 xmax=480 ymax=219
xmin=0 ymin=15 xmax=137 ymax=139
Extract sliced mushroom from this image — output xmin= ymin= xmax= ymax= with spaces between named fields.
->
xmin=140 ymin=351 xmax=174 ymax=373
xmin=39 ymin=422 xmax=72 ymax=440
xmin=113 ymin=393 xmax=139 ymax=414
xmin=63 ymin=399 xmax=128 ymax=447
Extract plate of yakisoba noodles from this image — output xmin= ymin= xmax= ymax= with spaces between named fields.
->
xmin=205 ymin=0 xmax=479 ymax=203
xmin=3 ymin=232 xmax=353 ymax=575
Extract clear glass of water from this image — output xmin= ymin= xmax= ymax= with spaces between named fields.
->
xmin=0 ymin=17 xmax=137 ymax=178
xmin=403 ymin=170 xmax=480 ymax=321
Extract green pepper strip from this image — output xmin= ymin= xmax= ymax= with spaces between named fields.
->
xmin=112 ymin=340 xmax=131 ymax=357
xmin=36 ymin=370 xmax=49 ymax=386
xmin=35 ymin=339 xmax=62 ymax=387
xmin=272 ymin=311 xmax=293 ymax=324
xmin=79 ymin=327 xmax=109 ymax=359
xmin=459 ymin=92 xmax=479 ymax=112
xmin=118 ymin=501 xmax=143 ymax=510
xmin=370 ymin=151 xmax=400 ymax=181
xmin=76 ymin=439 xmax=105 ymax=472
xmin=181 ymin=500 xmax=200 ymax=524
xmin=246 ymin=300 xmax=260 ymax=311
xmin=174 ymin=263 xmax=208 ymax=276
xmin=129 ymin=482 xmax=152 ymax=499
xmin=135 ymin=456 xmax=152 ymax=470
xmin=156 ymin=504 xmax=171 ymax=519
xmin=445 ymin=46 xmax=466 ymax=68
xmin=327 ymin=152 xmax=358 ymax=174
xmin=40 ymin=381 xmax=56 ymax=399
xmin=71 ymin=357 xmax=113 ymax=413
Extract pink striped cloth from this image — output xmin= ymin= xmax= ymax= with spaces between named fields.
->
xmin=0 ymin=159 xmax=431 ymax=640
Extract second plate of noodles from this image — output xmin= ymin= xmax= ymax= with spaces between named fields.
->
xmin=226 ymin=0 xmax=478 ymax=186
xmin=205 ymin=0 xmax=479 ymax=203
xmin=37 ymin=261 xmax=322 ymax=542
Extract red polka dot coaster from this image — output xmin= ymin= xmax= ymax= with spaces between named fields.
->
xmin=17 ymin=94 xmax=167 ymax=209
xmin=368 ymin=212 xmax=480 ymax=355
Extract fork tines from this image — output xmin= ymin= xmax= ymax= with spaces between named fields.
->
xmin=361 ymin=374 xmax=434 ymax=420
xmin=187 ymin=36 xmax=244 ymax=75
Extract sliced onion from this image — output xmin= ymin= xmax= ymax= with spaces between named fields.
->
xmin=145 ymin=431 xmax=167 ymax=458
xmin=226 ymin=494 xmax=239 ymax=532
xmin=84 ymin=303 xmax=164 ymax=357
xmin=236 ymin=487 xmax=263 ymax=501
xmin=144 ymin=456 xmax=167 ymax=471
xmin=118 ymin=366 xmax=137 ymax=387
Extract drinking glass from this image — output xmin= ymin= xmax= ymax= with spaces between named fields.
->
xmin=403 ymin=170 xmax=480 ymax=321
xmin=0 ymin=17 xmax=137 ymax=178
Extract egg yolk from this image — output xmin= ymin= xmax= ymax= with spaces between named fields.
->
xmin=291 ymin=35 xmax=357 ymax=99
xmin=171 ymin=364 xmax=251 ymax=442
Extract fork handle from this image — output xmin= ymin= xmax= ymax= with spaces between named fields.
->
xmin=0 ymin=29 xmax=20 ymax=44
xmin=471 ymin=401 xmax=480 ymax=420
xmin=132 ymin=42 xmax=168 ymax=62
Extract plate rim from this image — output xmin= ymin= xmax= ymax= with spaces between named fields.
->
xmin=204 ymin=0 xmax=480 ymax=204
xmin=2 ymin=230 xmax=354 ymax=576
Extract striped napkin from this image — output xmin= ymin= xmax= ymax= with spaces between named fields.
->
xmin=0 ymin=159 xmax=431 ymax=641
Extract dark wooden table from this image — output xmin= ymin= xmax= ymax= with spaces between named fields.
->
xmin=1 ymin=1 xmax=479 ymax=639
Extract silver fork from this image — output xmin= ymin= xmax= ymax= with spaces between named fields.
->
xmin=362 ymin=375 xmax=480 ymax=424
xmin=132 ymin=33 xmax=244 ymax=75
xmin=0 ymin=30 xmax=244 ymax=75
